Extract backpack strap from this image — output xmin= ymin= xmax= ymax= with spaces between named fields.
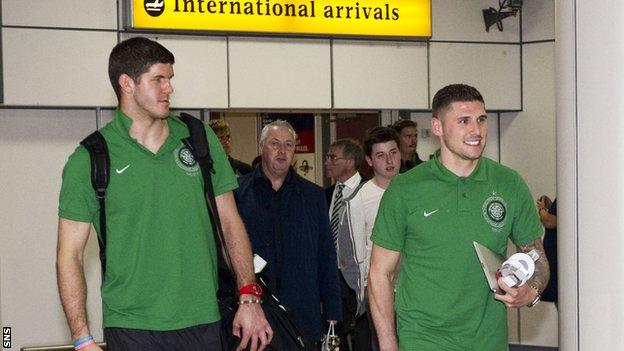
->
xmin=80 ymin=131 xmax=110 ymax=277
xmin=79 ymin=116 xmax=235 ymax=285
xmin=342 ymin=180 xmax=367 ymax=202
xmin=178 ymin=113 xmax=234 ymax=279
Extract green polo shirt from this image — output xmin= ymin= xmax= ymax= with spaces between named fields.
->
xmin=371 ymin=151 xmax=543 ymax=350
xmin=59 ymin=109 xmax=238 ymax=330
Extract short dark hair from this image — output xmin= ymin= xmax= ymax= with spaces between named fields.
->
xmin=391 ymin=119 xmax=417 ymax=134
xmin=363 ymin=127 xmax=400 ymax=157
xmin=431 ymin=84 xmax=484 ymax=117
xmin=108 ymin=37 xmax=175 ymax=100
xmin=330 ymin=138 xmax=364 ymax=169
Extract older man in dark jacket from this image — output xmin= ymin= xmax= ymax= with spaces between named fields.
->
xmin=234 ymin=120 xmax=342 ymax=343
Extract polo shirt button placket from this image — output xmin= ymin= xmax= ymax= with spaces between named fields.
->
xmin=459 ymin=179 xmax=470 ymax=213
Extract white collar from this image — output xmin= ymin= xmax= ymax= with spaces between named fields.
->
xmin=338 ymin=172 xmax=362 ymax=190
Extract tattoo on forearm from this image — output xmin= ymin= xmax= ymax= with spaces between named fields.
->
xmin=518 ymin=240 xmax=550 ymax=291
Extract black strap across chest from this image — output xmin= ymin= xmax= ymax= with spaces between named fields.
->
xmin=80 ymin=113 xmax=233 ymax=283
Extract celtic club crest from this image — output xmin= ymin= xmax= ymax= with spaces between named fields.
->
xmin=174 ymin=144 xmax=199 ymax=175
xmin=482 ymin=194 xmax=507 ymax=231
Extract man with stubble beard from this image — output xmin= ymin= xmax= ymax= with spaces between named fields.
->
xmin=57 ymin=37 xmax=271 ymax=351
xmin=369 ymin=84 xmax=549 ymax=350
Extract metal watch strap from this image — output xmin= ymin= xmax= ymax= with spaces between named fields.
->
xmin=527 ymin=284 xmax=541 ymax=308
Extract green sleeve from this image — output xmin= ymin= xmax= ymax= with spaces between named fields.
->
xmin=58 ymin=145 xmax=98 ymax=223
xmin=204 ymin=124 xmax=238 ymax=196
xmin=370 ymin=178 xmax=407 ymax=252
xmin=510 ymin=173 xmax=544 ymax=246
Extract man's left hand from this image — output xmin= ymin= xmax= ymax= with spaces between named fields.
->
xmin=494 ymin=277 xmax=539 ymax=308
xmin=232 ymin=302 xmax=273 ymax=351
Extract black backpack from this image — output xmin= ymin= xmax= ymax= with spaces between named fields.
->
xmin=81 ymin=113 xmax=312 ymax=350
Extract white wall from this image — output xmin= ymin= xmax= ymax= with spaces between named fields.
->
xmin=0 ymin=0 xmax=558 ymax=348
xmin=0 ymin=110 xmax=103 ymax=348
xmin=558 ymin=0 xmax=624 ymax=349
xmin=500 ymin=0 xmax=557 ymax=347
xmin=1 ymin=0 xmax=522 ymax=110
xmin=333 ymin=40 xmax=428 ymax=109
xmin=225 ymin=112 xmax=259 ymax=164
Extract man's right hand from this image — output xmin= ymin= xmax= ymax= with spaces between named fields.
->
xmin=232 ymin=301 xmax=273 ymax=351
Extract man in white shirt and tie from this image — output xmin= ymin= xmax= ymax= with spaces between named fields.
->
xmin=324 ymin=138 xmax=370 ymax=351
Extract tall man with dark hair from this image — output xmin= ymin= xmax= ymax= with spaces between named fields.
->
xmin=369 ymin=84 xmax=549 ymax=350
xmin=57 ymin=37 xmax=271 ymax=351
xmin=234 ymin=120 xmax=342 ymax=344
xmin=391 ymin=119 xmax=423 ymax=173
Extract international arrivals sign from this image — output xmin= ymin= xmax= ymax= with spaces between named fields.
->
xmin=128 ymin=0 xmax=431 ymax=38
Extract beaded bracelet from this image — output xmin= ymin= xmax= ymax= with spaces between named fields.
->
xmin=73 ymin=335 xmax=94 ymax=350
xmin=237 ymin=298 xmax=262 ymax=305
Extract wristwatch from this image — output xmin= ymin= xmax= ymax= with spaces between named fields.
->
xmin=527 ymin=283 xmax=541 ymax=308
xmin=238 ymin=282 xmax=263 ymax=298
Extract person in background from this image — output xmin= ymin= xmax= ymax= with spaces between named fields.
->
xmin=336 ymin=126 xmax=402 ymax=351
xmin=209 ymin=119 xmax=253 ymax=177
xmin=234 ymin=120 xmax=342 ymax=344
xmin=369 ymin=84 xmax=549 ymax=350
xmin=537 ymin=195 xmax=558 ymax=304
xmin=324 ymin=138 xmax=368 ymax=350
xmin=251 ymin=155 xmax=262 ymax=169
xmin=391 ymin=119 xmax=423 ymax=173
xmin=325 ymin=139 xmax=365 ymax=208
xmin=56 ymin=37 xmax=270 ymax=351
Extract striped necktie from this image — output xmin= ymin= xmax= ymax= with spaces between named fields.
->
xmin=330 ymin=183 xmax=346 ymax=246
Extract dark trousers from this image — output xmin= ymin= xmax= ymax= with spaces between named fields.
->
xmin=336 ymin=275 xmax=373 ymax=351
xmin=104 ymin=321 xmax=225 ymax=351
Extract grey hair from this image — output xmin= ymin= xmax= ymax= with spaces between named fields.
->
xmin=329 ymin=138 xmax=364 ymax=169
xmin=259 ymin=120 xmax=297 ymax=145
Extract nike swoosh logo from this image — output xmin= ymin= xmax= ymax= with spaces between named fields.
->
xmin=116 ymin=164 xmax=131 ymax=174
xmin=424 ymin=209 xmax=439 ymax=217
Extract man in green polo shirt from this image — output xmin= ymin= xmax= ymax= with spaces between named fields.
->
xmin=368 ymin=84 xmax=549 ymax=351
xmin=56 ymin=37 xmax=272 ymax=351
